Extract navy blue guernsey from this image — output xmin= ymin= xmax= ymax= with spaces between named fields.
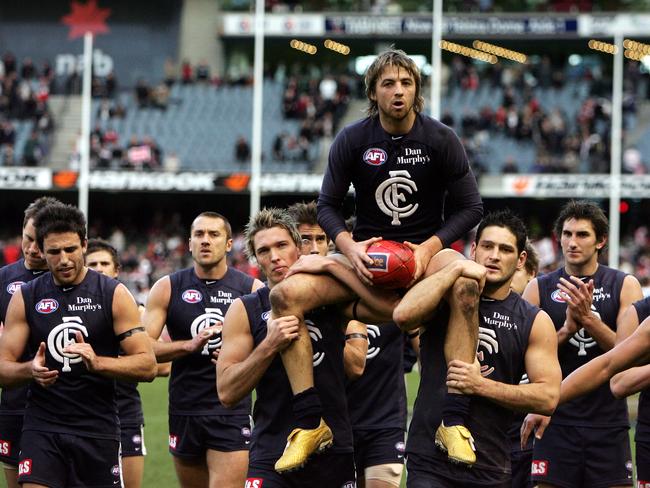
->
xmin=407 ymin=293 xmax=537 ymax=477
xmin=241 ymin=287 xmax=353 ymax=464
xmin=21 ymin=270 xmax=120 ymax=440
xmin=538 ymin=265 xmax=628 ymax=427
xmin=0 ymin=259 xmax=46 ymax=416
xmin=166 ymin=267 xmax=254 ymax=416
xmin=632 ymin=297 xmax=650 ymax=443
xmin=318 ymin=114 xmax=483 ymax=245
xmin=346 ymin=322 xmax=406 ymax=430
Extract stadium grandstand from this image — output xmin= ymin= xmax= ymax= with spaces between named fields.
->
xmin=2 ymin=0 xmax=650 ymax=486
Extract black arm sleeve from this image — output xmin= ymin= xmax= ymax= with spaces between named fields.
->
xmin=435 ymin=168 xmax=483 ymax=247
xmin=317 ymin=129 xmax=353 ymax=241
xmin=434 ymin=131 xmax=483 ymax=247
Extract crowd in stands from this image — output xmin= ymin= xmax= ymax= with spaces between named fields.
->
xmin=0 ymin=51 xmax=55 ymax=166
xmin=441 ymin=55 xmax=649 ymax=175
xmin=4 ymin=46 xmax=650 ymax=176
xmin=87 ymin=125 xmax=165 ymax=170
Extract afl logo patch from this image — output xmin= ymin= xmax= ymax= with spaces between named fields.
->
xmin=35 ymin=298 xmax=58 ymax=314
xmin=6 ymin=281 xmax=25 ymax=295
xmin=182 ymin=289 xmax=202 ymax=303
xmin=395 ymin=441 xmax=406 ymax=452
xmin=363 ymin=148 xmax=387 ymax=166
xmin=367 ymin=252 xmax=389 ymax=272
xmin=551 ymin=289 xmax=568 ymax=303
xmin=242 ymin=427 xmax=251 ymax=438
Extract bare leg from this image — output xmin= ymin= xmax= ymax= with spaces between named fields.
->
xmin=172 ymin=456 xmax=209 ymax=488
xmin=365 ymin=463 xmax=404 ymax=488
xmin=270 ymin=273 xmax=356 ymax=396
xmin=445 ymin=277 xmax=480 ymax=391
xmin=271 ymin=273 xmax=354 ymax=472
xmin=121 ymin=455 xmax=144 ymax=488
xmin=206 ymin=450 xmax=248 ymax=488
xmin=3 ymin=467 xmax=19 ymax=488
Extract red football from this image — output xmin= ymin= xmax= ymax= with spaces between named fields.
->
xmin=366 ymin=240 xmax=416 ymax=289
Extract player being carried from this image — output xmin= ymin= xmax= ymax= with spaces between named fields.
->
xmin=269 ymin=47 xmax=484 ymax=471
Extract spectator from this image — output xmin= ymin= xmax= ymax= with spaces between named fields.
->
xmin=234 ymin=136 xmax=251 ymax=163
xmin=181 ymin=60 xmax=193 ymax=84
xmin=0 ymin=120 xmax=16 ymax=147
xmin=105 ymin=71 xmax=117 ymax=98
xmin=195 ymin=60 xmax=210 ymax=82
xmin=164 ymin=58 xmax=177 ymax=86
xmin=502 ymin=157 xmax=519 ymax=173
xmin=22 ymin=131 xmax=43 ymax=166
xmin=135 ymin=79 xmax=151 ymax=108
xmin=151 ymin=83 xmax=170 ymax=110
xmin=272 ymin=132 xmax=286 ymax=161
xmin=441 ymin=110 xmax=455 ymax=128
xmin=20 ymin=57 xmax=35 ymax=80
xmin=1 ymin=144 xmax=14 ymax=166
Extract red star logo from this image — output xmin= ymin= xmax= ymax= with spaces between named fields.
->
xmin=61 ymin=0 xmax=111 ymax=40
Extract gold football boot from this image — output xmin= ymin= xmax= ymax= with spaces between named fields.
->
xmin=434 ymin=422 xmax=477 ymax=466
xmin=274 ymin=418 xmax=333 ymax=473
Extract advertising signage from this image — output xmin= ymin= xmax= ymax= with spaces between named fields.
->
xmin=325 ymin=15 xmax=578 ymax=37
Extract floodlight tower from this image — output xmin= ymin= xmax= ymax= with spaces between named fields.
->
xmin=250 ymin=0 xmax=265 ymax=217
xmin=430 ymin=0 xmax=442 ymax=119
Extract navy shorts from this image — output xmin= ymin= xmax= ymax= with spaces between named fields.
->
xmin=18 ymin=430 xmax=121 ymax=488
xmin=353 ymin=428 xmax=405 ymax=470
xmin=637 ymin=440 xmax=650 ymax=486
xmin=121 ymin=423 xmax=146 ymax=457
xmin=531 ymin=423 xmax=633 ymax=487
xmin=169 ymin=414 xmax=251 ymax=458
xmin=406 ymin=452 xmax=509 ymax=488
xmin=510 ymin=447 xmax=533 ymax=488
xmin=247 ymin=450 xmax=356 ymax=488
xmin=0 ymin=414 xmax=23 ymax=466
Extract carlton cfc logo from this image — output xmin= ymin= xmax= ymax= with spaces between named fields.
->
xmin=182 ymin=289 xmax=202 ymax=303
xmin=550 ymin=289 xmax=569 ymax=303
xmin=363 ymin=148 xmax=387 ymax=166
xmin=36 ymin=299 xmax=59 ymax=314
xmin=6 ymin=281 xmax=25 ymax=295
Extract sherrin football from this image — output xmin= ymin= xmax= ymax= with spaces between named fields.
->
xmin=366 ymin=240 xmax=416 ymax=289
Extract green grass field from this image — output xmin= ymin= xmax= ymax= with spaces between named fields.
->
xmin=0 ymin=371 xmax=638 ymax=487
xmin=137 ymin=372 xmax=422 ymax=487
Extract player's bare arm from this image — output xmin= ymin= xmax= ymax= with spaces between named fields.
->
xmin=559 ymin=316 xmax=650 ymax=406
xmin=448 ymin=310 xmax=560 ymax=415
xmin=0 ymin=290 xmax=55 ymax=387
xmin=343 ymin=320 xmax=368 ymax=380
xmin=143 ymin=276 xmax=220 ymax=362
xmin=522 ymin=277 xmax=541 ymax=306
xmin=610 ymin=304 xmax=650 ymax=397
xmin=64 ymin=284 xmax=156 ymax=382
xmin=393 ymin=257 xmax=486 ymax=331
xmin=217 ymin=298 xmax=298 ymax=407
